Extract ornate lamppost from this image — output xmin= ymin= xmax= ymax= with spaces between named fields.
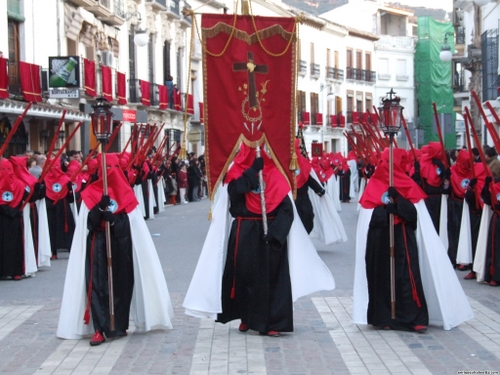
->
xmin=89 ymin=97 xmax=115 ymax=331
xmin=378 ymin=88 xmax=403 ymax=319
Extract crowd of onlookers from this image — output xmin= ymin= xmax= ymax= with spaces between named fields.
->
xmin=162 ymin=152 xmax=207 ymax=205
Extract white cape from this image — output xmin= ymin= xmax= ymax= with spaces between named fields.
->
xmin=133 ymin=185 xmax=146 ymax=217
xmin=157 ymin=177 xmax=166 ymax=213
xmin=353 ymin=201 xmax=473 ymax=330
xmin=439 ymin=194 xmax=449 ymax=250
xmin=347 ymin=159 xmax=358 ymax=199
xmin=22 ymin=205 xmax=37 ymax=276
xmin=183 ymin=185 xmax=336 ymax=320
xmin=309 ymin=170 xmax=348 ymax=246
xmin=325 ymin=175 xmax=341 ymax=212
xmin=147 ymin=180 xmax=155 ymax=219
xmin=473 ymin=205 xmax=492 ymax=283
xmin=36 ymin=199 xmax=52 ymax=268
xmin=57 ymin=204 xmax=174 ymax=339
xmin=456 ymin=201 xmax=472 ymax=265
xmin=357 ymin=178 xmax=367 ymax=211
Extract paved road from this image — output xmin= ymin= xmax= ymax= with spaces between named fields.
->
xmin=1 ymin=197 xmax=500 ymax=375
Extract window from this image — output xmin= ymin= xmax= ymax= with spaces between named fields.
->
xmin=163 ymin=40 xmax=171 ymax=84
xmin=148 ymin=33 xmax=156 ymax=99
xmin=356 ymin=92 xmax=363 ymax=113
xmin=378 ymin=57 xmax=390 ymax=80
xmin=176 ymin=47 xmax=183 ymax=91
xmin=297 ymin=90 xmax=306 ymax=116
xmin=365 ymin=53 xmax=371 ymax=71
xmin=356 ymin=50 xmax=362 ymax=69
xmin=365 ymin=95 xmax=372 ymax=115
xmin=346 ymin=90 xmax=354 ymax=123
xmin=310 ymin=42 xmax=315 ymax=65
xmin=8 ymin=19 xmax=20 ymax=92
xmin=396 ymin=58 xmax=408 ymax=80
xmin=326 ymin=48 xmax=331 ymax=68
xmin=334 ymin=51 xmax=339 ymax=68
xmin=310 ymin=92 xmax=319 ymax=124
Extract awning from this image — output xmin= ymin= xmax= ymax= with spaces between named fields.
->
xmin=0 ymin=99 xmax=88 ymax=122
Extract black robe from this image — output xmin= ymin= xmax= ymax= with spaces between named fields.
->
xmin=295 ymin=176 xmax=323 ymax=234
xmin=46 ymin=193 xmax=75 ymax=257
xmin=447 ymin=193 xmax=463 ymax=267
xmin=0 ymin=203 xmax=24 ymax=278
xmin=85 ymin=206 xmax=134 ymax=338
xmin=365 ymin=197 xmax=429 ymax=330
xmin=217 ymin=169 xmax=294 ymax=334
xmin=339 ymin=169 xmax=351 ymax=202
xmin=480 ymin=186 xmax=500 ymax=283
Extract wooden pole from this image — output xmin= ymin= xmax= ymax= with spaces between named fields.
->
xmin=389 ymin=133 xmax=396 ymax=320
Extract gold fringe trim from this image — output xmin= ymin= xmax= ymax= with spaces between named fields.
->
xmin=179 ymin=140 xmax=187 ymax=160
xmin=289 ymin=150 xmax=298 ymax=170
xmin=208 ymin=206 xmax=212 ymax=221
xmin=202 ymin=23 xmax=295 ymax=45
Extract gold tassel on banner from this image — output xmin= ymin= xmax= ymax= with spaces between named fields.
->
xmin=289 ymin=150 xmax=298 ymax=170
xmin=178 ymin=139 xmax=187 ymax=160
xmin=208 ymin=206 xmax=212 ymax=221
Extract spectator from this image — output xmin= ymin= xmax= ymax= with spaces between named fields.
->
xmin=177 ymin=162 xmax=189 ymax=204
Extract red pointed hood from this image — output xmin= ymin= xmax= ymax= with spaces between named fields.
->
xmin=0 ymin=158 xmax=26 ymax=207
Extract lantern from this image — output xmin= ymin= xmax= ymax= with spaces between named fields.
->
xmin=378 ymin=88 xmax=403 ymax=135
xmin=90 ymin=97 xmax=114 ymax=144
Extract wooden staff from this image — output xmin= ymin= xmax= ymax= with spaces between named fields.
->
xmin=463 ymin=113 xmax=481 ymax=208
xmin=0 ymin=102 xmax=32 ymax=158
xmin=45 ymin=110 xmax=67 ymax=159
xmin=104 ymin=122 xmax=123 ymax=152
xmin=471 ymin=91 xmax=500 ymax=151
xmin=401 ymin=116 xmax=417 ymax=160
xmin=255 ymin=144 xmax=268 ymax=235
xmin=432 ymin=102 xmax=449 ymax=168
xmin=464 ymin=107 xmax=498 ymax=207
xmin=388 ymin=131 xmax=396 ymax=320
xmin=119 ymin=123 xmax=139 ymax=159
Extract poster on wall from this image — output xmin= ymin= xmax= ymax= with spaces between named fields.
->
xmin=48 ymin=56 xmax=80 ymax=88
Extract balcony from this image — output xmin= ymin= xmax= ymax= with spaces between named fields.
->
xmin=146 ymin=0 xmax=167 ymax=11
xmin=128 ymin=78 xmax=140 ymax=104
xmin=310 ymin=63 xmax=320 ymax=78
xmin=298 ymin=60 xmax=307 ymax=76
xmin=346 ymin=67 xmax=362 ymax=81
xmin=364 ymin=70 xmax=376 ymax=83
xmin=151 ymin=83 xmax=160 ymax=106
xmin=86 ymin=0 xmax=112 ymax=19
xmin=326 ymin=67 xmax=344 ymax=81
xmin=166 ymin=0 xmax=181 ymax=20
xmin=102 ymin=0 xmax=125 ymax=26
xmin=67 ymin=0 xmax=96 ymax=7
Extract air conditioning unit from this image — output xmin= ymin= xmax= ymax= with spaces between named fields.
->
xmin=101 ymin=50 xmax=114 ymax=67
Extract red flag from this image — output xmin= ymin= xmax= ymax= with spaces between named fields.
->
xmin=330 ymin=115 xmax=337 ymax=128
xmin=158 ymin=84 xmax=168 ymax=109
xmin=19 ymin=61 xmax=42 ymax=102
xmin=316 ymin=113 xmax=323 ymax=125
xmin=140 ymin=80 xmax=150 ymax=106
xmin=173 ymin=87 xmax=181 ymax=110
xmin=311 ymin=142 xmax=323 ymax=157
xmin=202 ymin=14 xmax=297 ymax=196
xmin=101 ymin=65 xmax=112 ymax=102
xmin=187 ymin=93 xmax=194 ymax=114
xmin=199 ymin=102 xmax=204 ymax=123
xmin=84 ymin=58 xmax=96 ymax=97
xmin=116 ymin=71 xmax=127 ymax=105
xmin=0 ymin=58 xmax=8 ymax=99
xmin=302 ymin=111 xmax=310 ymax=125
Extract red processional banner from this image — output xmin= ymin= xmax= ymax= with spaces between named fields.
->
xmin=158 ymin=84 xmax=168 ymax=109
xmin=202 ymin=14 xmax=297 ymax=197
xmin=19 ymin=61 xmax=42 ymax=102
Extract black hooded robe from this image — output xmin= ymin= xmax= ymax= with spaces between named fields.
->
xmin=85 ymin=205 xmax=134 ymax=338
xmin=365 ymin=196 xmax=429 ymax=330
xmin=217 ymin=169 xmax=294 ymax=334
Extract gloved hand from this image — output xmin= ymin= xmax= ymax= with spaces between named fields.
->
xmin=262 ymin=233 xmax=273 ymax=244
xmin=468 ymin=178 xmax=477 ymax=189
xmin=442 ymin=168 xmax=451 ymax=180
xmin=317 ymin=189 xmax=325 ymax=197
xmin=251 ymin=157 xmax=264 ymax=173
xmin=388 ymin=186 xmax=399 ymax=199
xmin=102 ymin=210 xmax=115 ymax=224
xmin=432 ymin=158 xmax=445 ymax=175
xmin=38 ymin=183 xmax=46 ymax=199
xmin=485 ymin=176 xmax=493 ymax=185
xmin=385 ymin=202 xmax=397 ymax=214
xmin=99 ymin=195 xmax=111 ymax=211
xmin=414 ymin=161 xmax=420 ymax=173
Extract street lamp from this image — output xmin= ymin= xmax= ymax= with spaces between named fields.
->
xmin=125 ymin=11 xmax=148 ymax=47
xmin=89 ymin=96 xmax=116 ymax=332
xmin=377 ymin=88 xmax=403 ymax=321
xmin=440 ymin=32 xmax=455 ymax=62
